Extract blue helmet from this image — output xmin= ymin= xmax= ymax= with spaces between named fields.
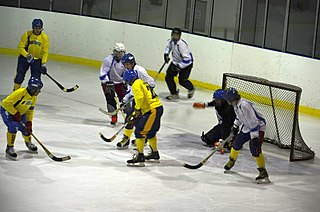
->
xmin=121 ymin=53 xmax=135 ymax=64
xmin=32 ymin=19 xmax=43 ymax=29
xmin=123 ymin=70 xmax=138 ymax=84
xmin=213 ymin=89 xmax=225 ymax=100
xmin=224 ymin=87 xmax=239 ymax=102
xmin=28 ymin=77 xmax=43 ymax=91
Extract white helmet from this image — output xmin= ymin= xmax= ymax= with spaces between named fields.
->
xmin=113 ymin=43 xmax=125 ymax=52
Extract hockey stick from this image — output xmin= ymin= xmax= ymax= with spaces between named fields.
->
xmin=30 ymin=133 xmax=71 ymax=161
xmin=46 ymin=73 xmax=79 ymax=92
xmin=183 ymin=135 xmax=233 ymax=169
xmin=21 ymin=123 xmax=71 ymax=161
xmin=154 ymin=61 xmax=168 ymax=81
xmin=114 ymin=96 xmax=126 ymax=120
xmin=99 ymin=124 xmax=126 ymax=142
xmin=98 ymin=98 xmax=133 ymax=116
xmin=99 ymin=115 xmax=135 ymax=142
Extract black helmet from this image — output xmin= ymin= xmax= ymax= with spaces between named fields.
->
xmin=171 ymin=27 xmax=181 ymax=35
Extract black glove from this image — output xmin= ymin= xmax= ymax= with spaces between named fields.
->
xmin=104 ymin=81 xmax=115 ymax=94
xmin=40 ymin=63 xmax=47 ymax=74
xmin=164 ymin=53 xmax=170 ymax=63
xmin=231 ymin=125 xmax=239 ymax=136
xmin=133 ymin=108 xmax=142 ymax=119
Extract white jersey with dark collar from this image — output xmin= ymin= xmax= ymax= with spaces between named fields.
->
xmin=165 ymin=38 xmax=193 ymax=69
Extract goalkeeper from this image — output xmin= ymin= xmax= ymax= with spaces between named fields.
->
xmin=193 ymin=89 xmax=236 ymax=151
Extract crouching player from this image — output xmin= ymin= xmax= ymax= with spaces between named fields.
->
xmin=1 ymin=77 xmax=43 ymax=160
xmin=122 ymin=70 xmax=163 ymax=167
xmin=223 ymin=87 xmax=270 ymax=183
xmin=193 ymin=89 xmax=236 ymax=153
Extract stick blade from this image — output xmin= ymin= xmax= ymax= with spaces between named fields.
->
xmin=64 ymin=85 xmax=79 ymax=92
xmin=51 ymin=155 xmax=71 ymax=162
xmin=99 ymin=132 xmax=112 ymax=142
xmin=183 ymin=162 xmax=203 ymax=169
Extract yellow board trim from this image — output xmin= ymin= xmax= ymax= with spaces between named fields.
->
xmin=1 ymin=47 xmax=319 ymax=118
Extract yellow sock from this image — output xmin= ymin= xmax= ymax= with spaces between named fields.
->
xmin=230 ymin=148 xmax=240 ymax=160
xmin=23 ymin=134 xmax=32 ymax=143
xmin=14 ymin=83 xmax=21 ymax=91
xmin=148 ymin=136 xmax=158 ymax=151
xmin=7 ymin=132 xmax=16 ymax=146
xmin=255 ymin=153 xmax=266 ymax=168
xmin=135 ymin=138 xmax=145 ymax=153
xmin=124 ymin=128 xmax=133 ymax=138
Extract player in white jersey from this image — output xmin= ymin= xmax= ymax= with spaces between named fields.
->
xmin=164 ymin=28 xmax=195 ymax=100
xmin=116 ymin=53 xmax=155 ymax=149
xmin=223 ymin=87 xmax=270 ymax=184
xmin=99 ymin=43 xmax=126 ymax=125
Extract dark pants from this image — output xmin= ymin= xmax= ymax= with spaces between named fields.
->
xmin=203 ymin=124 xmax=231 ymax=145
xmin=232 ymin=131 xmax=265 ymax=157
xmin=101 ymin=82 xmax=126 ymax=112
xmin=165 ymin=62 xmax=194 ymax=95
xmin=14 ymin=55 xmax=42 ymax=84
xmin=135 ymin=106 xmax=164 ymax=139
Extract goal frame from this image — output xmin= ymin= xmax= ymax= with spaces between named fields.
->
xmin=222 ymin=73 xmax=315 ymax=161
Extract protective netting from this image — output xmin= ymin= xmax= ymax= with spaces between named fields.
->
xmin=222 ymin=73 xmax=315 ymax=161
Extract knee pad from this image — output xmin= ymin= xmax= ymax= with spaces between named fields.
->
xmin=249 ymin=138 xmax=262 ymax=157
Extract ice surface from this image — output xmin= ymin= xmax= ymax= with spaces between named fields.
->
xmin=0 ymin=55 xmax=319 ymax=212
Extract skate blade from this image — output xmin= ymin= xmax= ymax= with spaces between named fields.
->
xmin=27 ymin=150 xmax=38 ymax=154
xmin=117 ymin=146 xmax=129 ymax=150
xmin=6 ymin=154 xmax=17 ymax=161
xmin=127 ymin=162 xmax=145 ymax=167
xmin=145 ymin=159 xmax=160 ymax=163
xmin=256 ymin=177 xmax=271 ymax=184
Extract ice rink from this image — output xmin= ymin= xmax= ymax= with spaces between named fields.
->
xmin=0 ymin=54 xmax=320 ymax=212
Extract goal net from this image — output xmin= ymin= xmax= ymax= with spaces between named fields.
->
xmin=222 ymin=73 xmax=315 ymax=161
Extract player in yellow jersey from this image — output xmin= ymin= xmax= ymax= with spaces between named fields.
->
xmin=1 ymin=77 xmax=43 ymax=160
xmin=123 ymin=70 xmax=164 ymax=167
xmin=13 ymin=19 xmax=50 ymax=91
xmin=117 ymin=53 xmax=155 ymax=149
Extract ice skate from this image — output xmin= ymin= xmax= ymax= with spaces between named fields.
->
xmin=165 ymin=90 xmax=179 ymax=101
xmin=127 ymin=152 xmax=145 ymax=167
xmin=145 ymin=146 xmax=160 ymax=163
xmin=25 ymin=141 xmax=38 ymax=153
xmin=110 ymin=115 xmax=117 ymax=125
xmin=117 ymin=135 xmax=130 ymax=149
xmin=255 ymin=168 xmax=270 ymax=184
xmin=187 ymin=88 xmax=196 ymax=99
xmin=5 ymin=146 xmax=17 ymax=160
xmin=224 ymin=157 xmax=236 ymax=171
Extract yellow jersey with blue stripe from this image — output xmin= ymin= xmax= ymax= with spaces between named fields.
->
xmin=18 ymin=30 xmax=50 ymax=64
xmin=1 ymin=88 xmax=37 ymax=121
xmin=132 ymin=79 xmax=162 ymax=114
